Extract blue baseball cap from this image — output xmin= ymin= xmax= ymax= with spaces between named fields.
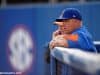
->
xmin=56 ymin=8 xmax=82 ymax=22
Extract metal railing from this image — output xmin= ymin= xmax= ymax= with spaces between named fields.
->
xmin=50 ymin=44 xmax=100 ymax=75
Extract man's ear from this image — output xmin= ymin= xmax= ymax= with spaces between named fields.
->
xmin=72 ymin=19 xmax=81 ymax=28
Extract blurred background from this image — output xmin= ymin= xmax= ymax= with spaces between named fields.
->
xmin=0 ymin=0 xmax=100 ymax=75
xmin=0 ymin=0 xmax=100 ymax=4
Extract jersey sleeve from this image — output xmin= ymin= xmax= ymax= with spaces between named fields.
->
xmin=67 ymin=33 xmax=96 ymax=52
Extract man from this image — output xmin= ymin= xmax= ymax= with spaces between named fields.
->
xmin=44 ymin=8 xmax=97 ymax=64
xmin=46 ymin=8 xmax=97 ymax=75
xmin=49 ymin=8 xmax=97 ymax=52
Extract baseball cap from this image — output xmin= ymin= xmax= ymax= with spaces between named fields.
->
xmin=56 ymin=8 xmax=82 ymax=22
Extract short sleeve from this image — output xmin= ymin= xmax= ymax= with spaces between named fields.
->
xmin=67 ymin=33 xmax=96 ymax=52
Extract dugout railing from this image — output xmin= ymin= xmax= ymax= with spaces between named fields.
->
xmin=50 ymin=41 xmax=100 ymax=75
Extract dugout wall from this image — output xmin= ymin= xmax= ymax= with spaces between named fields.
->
xmin=0 ymin=2 xmax=100 ymax=75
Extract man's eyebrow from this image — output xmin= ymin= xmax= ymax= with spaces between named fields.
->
xmin=63 ymin=19 xmax=70 ymax=22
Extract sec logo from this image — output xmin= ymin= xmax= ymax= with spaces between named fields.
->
xmin=7 ymin=25 xmax=34 ymax=73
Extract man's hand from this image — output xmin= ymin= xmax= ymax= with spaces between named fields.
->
xmin=49 ymin=35 xmax=68 ymax=49
xmin=52 ymin=30 xmax=61 ymax=39
xmin=52 ymin=30 xmax=69 ymax=40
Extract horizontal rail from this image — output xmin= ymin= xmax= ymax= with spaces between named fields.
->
xmin=51 ymin=47 xmax=100 ymax=75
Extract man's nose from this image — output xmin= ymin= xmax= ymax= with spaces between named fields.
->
xmin=53 ymin=22 xmax=63 ymax=26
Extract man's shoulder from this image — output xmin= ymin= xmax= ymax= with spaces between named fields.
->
xmin=72 ymin=26 xmax=92 ymax=39
xmin=73 ymin=26 xmax=90 ymax=34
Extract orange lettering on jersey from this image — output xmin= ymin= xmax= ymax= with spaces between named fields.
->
xmin=63 ymin=34 xmax=79 ymax=41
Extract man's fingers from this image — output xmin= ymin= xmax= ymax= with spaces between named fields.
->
xmin=49 ymin=40 xmax=56 ymax=49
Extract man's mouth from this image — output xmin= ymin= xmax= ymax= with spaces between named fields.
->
xmin=64 ymin=27 xmax=67 ymax=29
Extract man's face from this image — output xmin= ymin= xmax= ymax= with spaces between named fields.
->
xmin=54 ymin=19 xmax=80 ymax=34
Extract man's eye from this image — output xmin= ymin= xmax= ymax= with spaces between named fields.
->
xmin=63 ymin=19 xmax=70 ymax=22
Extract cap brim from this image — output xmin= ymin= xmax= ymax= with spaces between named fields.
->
xmin=56 ymin=18 xmax=69 ymax=22
xmin=55 ymin=19 xmax=63 ymax=22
